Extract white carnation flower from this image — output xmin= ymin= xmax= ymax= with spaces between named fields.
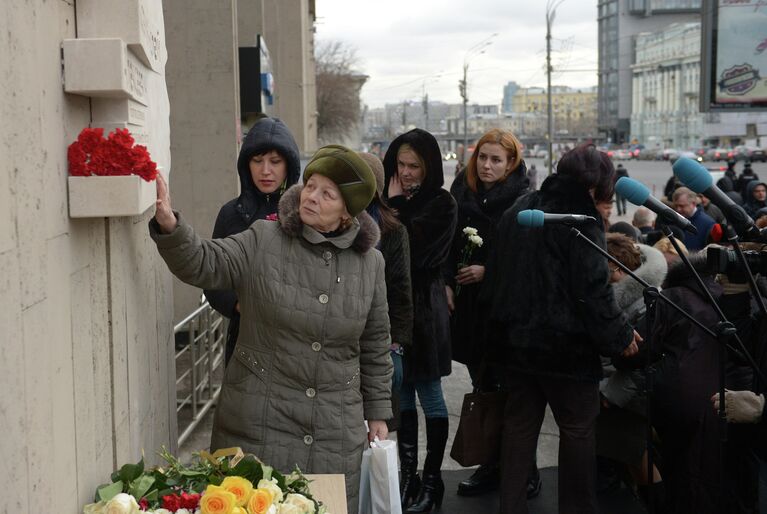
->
xmin=469 ymin=234 xmax=483 ymax=247
xmin=462 ymin=227 xmax=478 ymax=236
xmin=282 ymin=493 xmax=316 ymax=514
xmin=104 ymin=494 xmax=140 ymax=514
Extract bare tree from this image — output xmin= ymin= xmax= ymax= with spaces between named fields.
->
xmin=315 ymin=40 xmax=367 ymax=144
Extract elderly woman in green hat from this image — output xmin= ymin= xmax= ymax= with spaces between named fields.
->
xmin=151 ymin=145 xmax=393 ymax=513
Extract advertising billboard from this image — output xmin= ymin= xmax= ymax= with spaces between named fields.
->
xmin=702 ymin=0 xmax=767 ymax=111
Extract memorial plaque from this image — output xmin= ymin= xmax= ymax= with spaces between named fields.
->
xmin=92 ymin=122 xmax=149 ymax=146
xmin=91 ymin=99 xmax=147 ymax=127
xmin=76 ymin=0 xmax=162 ymax=72
xmin=63 ymin=38 xmax=148 ymax=106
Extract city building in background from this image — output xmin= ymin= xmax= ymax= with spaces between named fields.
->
xmin=512 ymin=86 xmax=598 ymax=140
xmin=502 ymin=81 xmax=521 ymax=113
xmin=598 ymin=0 xmax=701 ymax=144
xmin=631 ymin=22 xmax=703 ymax=149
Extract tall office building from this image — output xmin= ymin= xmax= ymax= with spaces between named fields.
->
xmin=597 ymin=0 xmax=700 ymax=143
xmin=502 ymin=81 xmax=521 ymax=113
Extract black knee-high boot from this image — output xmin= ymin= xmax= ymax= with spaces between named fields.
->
xmin=406 ymin=417 xmax=448 ymax=513
xmin=399 ymin=410 xmax=421 ymax=508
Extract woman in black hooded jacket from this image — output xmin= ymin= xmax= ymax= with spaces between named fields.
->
xmin=204 ymin=117 xmax=301 ymax=365
xmin=383 ymin=128 xmax=457 ymax=513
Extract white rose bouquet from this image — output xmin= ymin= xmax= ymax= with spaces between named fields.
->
xmin=455 ymin=227 xmax=483 ymax=296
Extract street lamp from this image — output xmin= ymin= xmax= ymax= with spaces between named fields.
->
xmin=546 ymin=0 xmax=566 ymax=176
xmin=460 ymin=33 xmax=497 ymax=164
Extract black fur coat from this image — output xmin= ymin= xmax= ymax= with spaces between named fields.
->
xmin=480 ymin=173 xmax=633 ymax=383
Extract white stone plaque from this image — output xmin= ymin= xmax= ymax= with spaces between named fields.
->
xmin=92 ymin=122 xmax=149 ymax=147
xmin=75 ymin=0 xmax=162 ymax=72
xmin=91 ymin=98 xmax=147 ymax=127
xmin=63 ymin=38 xmax=148 ymax=106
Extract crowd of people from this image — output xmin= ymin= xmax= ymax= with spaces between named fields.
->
xmin=149 ymin=117 xmax=767 ymax=514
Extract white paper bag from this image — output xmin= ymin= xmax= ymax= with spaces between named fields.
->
xmin=358 ymin=439 xmax=402 ymax=514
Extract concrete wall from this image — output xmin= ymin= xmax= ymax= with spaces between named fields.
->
xmin=165 ymin=0 xmax=318 ymax=322
xmin=164 ymin=0 xmax=243 ymax=321
xmin=264 ymin=0 xmax=318 ymax=155
xmin=1 ymin=1 xmax=176 ymax=511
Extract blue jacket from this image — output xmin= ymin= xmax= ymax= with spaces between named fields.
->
xmin=683 ymin=206 xmax=715 ymax=251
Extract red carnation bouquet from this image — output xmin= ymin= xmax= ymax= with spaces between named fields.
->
xmin=68 ymin=127 xmax=158 ymax=182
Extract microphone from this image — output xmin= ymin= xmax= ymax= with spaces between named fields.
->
xmin=672 ymin=157 xmax=760 ymax=240
xmin=615 ymin=177 xmax=698 ymax=234
xmin=517 ymin=209 xmax=597 ymax=227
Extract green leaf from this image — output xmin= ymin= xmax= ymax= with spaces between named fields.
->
xmin=129 ymin=475 xmax=155 ymax=501
xmin=228 ymin=456 xmax=263 ymax=483
xmin=118 ymin=458 xmax=145 ymax=483
xmin=261 ymin=465 xmax=273 ymax=482
xmin=97 ymin=480 xmax=124 ymax=502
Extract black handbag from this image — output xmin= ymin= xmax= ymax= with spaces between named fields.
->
xmin=449 ymin=386 xmax=507 ymax=466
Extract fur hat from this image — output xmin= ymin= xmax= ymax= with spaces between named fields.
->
xmin=357 ymin=152 xmax=385 ymax=195
xmin=303 ymin=145 xmax=376 ymax=217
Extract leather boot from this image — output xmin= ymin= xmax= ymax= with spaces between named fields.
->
xmin=456 ymin=463 xmax=500 ymax=496
xmin=405 ymin=417 xmax=448 ymax=513
xmin=398 ymin=410 xmax=421 ymax=508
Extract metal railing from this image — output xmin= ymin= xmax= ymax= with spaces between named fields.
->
xmin=174 ymin=300 xmax=227 ymax=447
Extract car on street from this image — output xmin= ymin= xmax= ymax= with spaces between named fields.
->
xmin=734 ymin=145 xmax=767 ymax=162
xmin=706 ymin=147 xmax=735 ymax=161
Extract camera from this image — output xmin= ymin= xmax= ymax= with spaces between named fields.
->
xmin=706 ymin=247 xmax=767 ymax=281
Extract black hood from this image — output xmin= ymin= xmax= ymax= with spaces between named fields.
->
xmin=235 ymin=117 xmax=301 ymax=209
xmin=382 ymin=128 xmax=444 ymax=197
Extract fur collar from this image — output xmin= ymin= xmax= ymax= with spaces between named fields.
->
xmin=612 ymin=244 xmax=668 ymax=310
xmin=277 ymin=184 xmax=380 ymax=253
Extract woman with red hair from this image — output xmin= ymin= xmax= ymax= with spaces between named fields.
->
xmin=444 ymin=129 xmax=538 ymax=497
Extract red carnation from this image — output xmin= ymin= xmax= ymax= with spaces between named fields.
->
xmin=180 ymin=491 xmax=201 ymax=510
xmin=108 ymin=127 xmax=135 ymax=149
xmin=138 ymin=497 xmax=150 ymax=511
xmin=68 ymin=127 xmax=158 ymax=181
xmin=265 ymin=213 xmax=279 ymax=221
xmin=162 ymin=493 xmax=181 ymax=512
xmin=77 ymin=127 xmax=104 ymax=154
xmin=67 ymin=142 xmax=89 ymax=176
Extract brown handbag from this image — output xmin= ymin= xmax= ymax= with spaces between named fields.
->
xmin=449 ymin=389 xmax=507 ymax=466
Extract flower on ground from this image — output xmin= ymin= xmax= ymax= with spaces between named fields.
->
xmin=162 ymin=494 xmax=181 ymax=512
xmin=220 ymin=476 xmax=254 ymax=506
xmin=180 ymin=492 xmax=201 ymax=510
xmin=200 ymin=485 xmax=237 ymax=514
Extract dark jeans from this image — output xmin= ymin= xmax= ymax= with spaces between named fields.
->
xmin=615 ymin=194 xmax=627 ymax=215
xmin=500 ymin=373 xmax=600 ymax=514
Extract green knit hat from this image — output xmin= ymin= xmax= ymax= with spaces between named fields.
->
xmin=303 ymin=144 xmax=377 ymax=217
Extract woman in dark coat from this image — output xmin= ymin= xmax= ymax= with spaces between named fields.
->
xmin=359 ymin=152 xmax=413 ymax=432
xmin=203 ymin=117 xmax=301 ymax=365
xmin=481 ymin=144 xmax=638 ymax=513
xmin=442 ymin=129 xmax=535 ymax=497
xmin=383 ymin=128 xmax=458 ymax=513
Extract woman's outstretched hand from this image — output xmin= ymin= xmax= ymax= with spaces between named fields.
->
xmin=155 ymin=173 xmax=178 ymax=234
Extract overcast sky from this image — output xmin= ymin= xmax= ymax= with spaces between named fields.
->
xmin=315 ymin=0 xmax=599 ymax=109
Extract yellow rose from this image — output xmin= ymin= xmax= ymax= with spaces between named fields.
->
xmin=232 ymin=508 xmax=248 ymax=514
xmin=200 ymin=484 xmax=238 ymax=514
xmin=256 ymin=479 xmax=284 ymax=504
xmin=221 ymin=476 xmax=254 ymax=506
xmin=282 ymin=494 xmax=315 ymax=514
xmin=246 ymin=488 xmax=274 ymax=514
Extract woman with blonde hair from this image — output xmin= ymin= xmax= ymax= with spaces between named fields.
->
xmin=383 ymin=129 xmax=458 ymax=512
xmin=444 ymin=129 xmax=537 ymax=496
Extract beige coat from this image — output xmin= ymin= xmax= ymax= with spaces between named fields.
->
xmin=150 ymin=185 xmax=392 ymax=512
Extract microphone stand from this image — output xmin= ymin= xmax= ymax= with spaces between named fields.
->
xmin=569 ymin=226 xmax=753 ymax=514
